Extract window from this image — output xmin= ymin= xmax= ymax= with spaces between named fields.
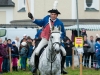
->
xmin=18 ymin=0 xmax=26 ymax=12
xmin=84 ymin=0 xmax=99 ymax=11
xmin=0 ymin=29 xmax=6 ymax=37
xmin=86 ymin=0 xmax=92 ymax=7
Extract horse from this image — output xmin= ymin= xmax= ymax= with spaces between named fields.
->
xmin=30 ymin=26 xmax=62 ymax=75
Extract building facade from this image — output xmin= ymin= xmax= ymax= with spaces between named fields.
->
xmin=0 ymin=0 xmax=100 ymax=39
xmin=0 ymin=0 xmax=100 ymax=24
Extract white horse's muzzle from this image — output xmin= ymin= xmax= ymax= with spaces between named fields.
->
xmin=53 ymin=43 xmax=60 ymax=54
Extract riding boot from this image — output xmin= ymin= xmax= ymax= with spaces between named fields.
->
xmin=61 ymin=56 xmax=68 ymax=74
xmin=31 ymin=55 xmax=39 ymax=73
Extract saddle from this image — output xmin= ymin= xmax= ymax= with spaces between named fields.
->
xmin=38 ymin=44 xmax=48 ymax=57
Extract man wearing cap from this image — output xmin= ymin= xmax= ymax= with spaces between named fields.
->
xmin=28 ymin=1 xmax=67 ymax=74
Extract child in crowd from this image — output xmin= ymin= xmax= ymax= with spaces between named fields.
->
xmin=19 ymin=42 xmax=28 ymax=71
xmin=12 ymin=41 xmax=19 ymax=71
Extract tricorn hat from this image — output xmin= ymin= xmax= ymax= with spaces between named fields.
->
xmin=48 ymin=0 xmax=61 ymax=14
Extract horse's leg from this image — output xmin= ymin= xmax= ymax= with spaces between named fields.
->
xmin=55 ymin=71 xmax=61 ymax=75
xmin=41 ymin=72 xmax=47 ymax=75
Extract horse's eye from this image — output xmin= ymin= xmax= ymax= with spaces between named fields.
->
xmin=51 ymin=36 xmax=53 ymax=38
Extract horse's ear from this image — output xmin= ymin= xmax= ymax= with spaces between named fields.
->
xmin=58 ymin=26 xmax=61 ymax=31
xmin=52 ymin=26 xmax=55 ymax=31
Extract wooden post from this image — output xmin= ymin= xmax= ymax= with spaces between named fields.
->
xmin=9 ymin=47 xmax=12 ymax=72
xmin=26 ymin=0 xmax=30 ymax=12
xmin=72 ymin=48 xmax=74 ymax=70
xmin=80 ymin=53 xmax=82 ymax=75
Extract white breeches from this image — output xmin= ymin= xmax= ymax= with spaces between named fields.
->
xmin=60 ymin=46 xmax=66 ymax=56
xmin=35 ymin=38 xmax=66 ymax=56
xmin=35 ymin=38 xmax=48 ymax=55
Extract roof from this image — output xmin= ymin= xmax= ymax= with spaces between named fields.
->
xmin=65 ymin=24 xmax=100 ymax=31
xmin=0 ymin=0 xmax=15 ymax=7
xmin=0 ymin=24 xmax=38 ymax=28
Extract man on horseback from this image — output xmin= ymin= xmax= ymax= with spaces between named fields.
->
xmin=28 ymin=1 xmax=67 ymax=74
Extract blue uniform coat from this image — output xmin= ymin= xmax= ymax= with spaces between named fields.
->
xmin=33 ymin=15 xmax=66 ymax=39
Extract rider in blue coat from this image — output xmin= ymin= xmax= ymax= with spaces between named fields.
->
xmin=95 ymin=38 xmax=100 ymax=68
xmin=28 ymin=1 xmax=67 ymax=74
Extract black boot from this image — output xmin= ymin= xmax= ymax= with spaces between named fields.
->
xmin=61 ymin=56 xmax=68 ymax=74
xmin=31 ymin=55 xmax=39 ymax=73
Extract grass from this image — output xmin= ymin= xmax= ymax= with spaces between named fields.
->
xmin=2 ymin=67 xmax=100 ymax=75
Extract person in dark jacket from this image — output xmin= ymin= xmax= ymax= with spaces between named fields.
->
xmin=88 ymin=36 xmax=95 ymax=68
xmin=2 ymin=40 xmax=9 ymax=72
xmin=7 ymin=39 xmax=12 ymax=71
xmin=27 ymin=39 xmax=34 ymax=58
xmin=83 ymin=35 xmax=90 ymax=67
xmin=95 ymin=34 xmax=100 ymax=42
xmin=64 ymin=39 xmax=73 ymax=67
xmin=81 ymin=28 xmax=87 ymax=37
xmin=20 ymin=34 xmax=27 ymax=44
xmin=12 ymin=41 xmax=19 ymax=71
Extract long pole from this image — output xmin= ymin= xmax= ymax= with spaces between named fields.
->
xmin=9 ymin=47 xmax=12 ymax=72
xmin=76 ymin=1 xmax=83 ymax=75
xmin=76 ymin=0 xmax=79 ymax=37
xmin=80 ymin=54 xmax=82 ymax=75
xmin=26 ymin=0 xmax=30 ymax=12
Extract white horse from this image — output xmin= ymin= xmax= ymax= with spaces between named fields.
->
xmin=30 ymin=26 xmax=62 ymax=75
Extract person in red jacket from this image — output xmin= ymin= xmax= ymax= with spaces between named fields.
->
xmin=0 ymin=38 xmax=7 ymax=74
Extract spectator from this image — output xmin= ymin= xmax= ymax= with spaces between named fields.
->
xmin=19 ymin=38 xmax=27 ymax=53
xmin=64 ymin=39 xmax=73 ymax=67
xmin=27 ymin=39 xmax=34 ymax=58
xmin=95 ymin=38 xmax=100 ymax=69
xmin=27 ymin=36 xmax=32 ymax=49
xmin=0 ymin=38 xmax=7 ymax=74
xmin=27 ymin=39 xmax=35 ymax=70
xmin=2 ymin=40 xmax=9 ymax=72
xmin=13 ymin=37 xmax=19 ymax=48
xmin=95 ymin=34 xmax=100 ymax=42
xmin=12 ymin=41 xmax=19 ymax=71
xmin=88 ymin=36 xmax=95 ymax=68
xmin=19 ymin=42 xmax=28 ymax=71
xmin=7 ymin=39 xmax=12 ymax=71
xmin=81 ymin=28 xmax=87 ymax=37
xmin=26 ymin=36 xmax=32 ymax=58
xmin=83 ymin=35 xmax=90 ymax=67
xmin=20 ymin=34 xmax=27 ymax=44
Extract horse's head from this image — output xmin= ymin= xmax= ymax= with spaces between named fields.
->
xmin=49 ymin=26 xmax=61 ymax=54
